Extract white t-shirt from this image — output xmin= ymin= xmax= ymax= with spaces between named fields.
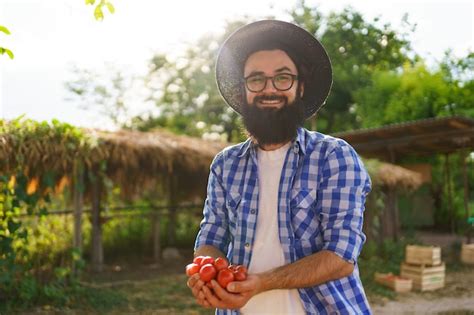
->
xmin=240 ymin=142 xmax=306 ymax=315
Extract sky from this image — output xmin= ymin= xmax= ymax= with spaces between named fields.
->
xmin=0 ymin=0 xmax=472 ymax=130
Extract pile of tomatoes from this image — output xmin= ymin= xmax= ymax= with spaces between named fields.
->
xmin=186 ymin=256 xmax=248 ymax=290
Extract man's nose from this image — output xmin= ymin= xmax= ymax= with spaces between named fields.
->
xmin=262 ymin=78 xmax=277 ymax=93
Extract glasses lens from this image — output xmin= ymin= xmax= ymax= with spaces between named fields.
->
xmin=246 ymin=75 xmax=266 ymax=92
xmin=273 ymin=74 xmax=293 ymax=90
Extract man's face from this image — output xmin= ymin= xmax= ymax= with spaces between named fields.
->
xmin=243 ymin=49 xmax=303 ymax=108
xmin=240 ymin=49 xmax=306 ymax=146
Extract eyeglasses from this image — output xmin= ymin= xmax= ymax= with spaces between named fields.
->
xmin=244 ymin=73 xmax=298 ymax=92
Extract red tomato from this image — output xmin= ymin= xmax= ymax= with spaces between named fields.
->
xmin=234 ymin=270 xmax=247 ymax=281
xmin=193 ymin=256 xmax=205 ymax=266
xmin=185 ymin=263 xmax=200 ymax=277
xmin=199 ymin=264 xmax=217 ymax=282
xmin=217 ymin=269 xmax=235 ymax=289
xmin=201 ymin=256 xmax=215 ymax=266
xmin=228 ymin=264 xmax=237 ymax=272
xmin=214 ymin=257 xmax=229 ymax=271
xmin=235 ymin=265 xmax=247 ymax=274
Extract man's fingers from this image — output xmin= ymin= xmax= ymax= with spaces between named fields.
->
xmin=187 ymin=274 xmax=200 ymax=288
xmin=202 ymin=282 xmax=224 ymax=308
xmin=211 ymin=279 xmax=235 ymax=301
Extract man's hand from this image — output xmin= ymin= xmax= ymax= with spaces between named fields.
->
xmin=201 ymin=274 xmax=264 ymax=310
xmin=187 ymin=274 xmax=211 ymax=308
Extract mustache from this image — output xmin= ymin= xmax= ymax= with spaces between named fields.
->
xmin=254 ymin=94 xmax=288 ymax=103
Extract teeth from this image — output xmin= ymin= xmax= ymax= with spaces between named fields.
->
xmin=260 ymin=100 xmax=282 ymax=104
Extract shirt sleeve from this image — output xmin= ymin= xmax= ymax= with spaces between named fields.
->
xmin=194 ymin=151 xmax=230 ymax=254
xmin=317 ymin=142 xmax=371 ymax=264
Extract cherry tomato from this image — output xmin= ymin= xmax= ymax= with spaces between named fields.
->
xmin=234 ymin=270 xmax=247 ymax=281
xmin=199 ymin=263 xmax=217 ymax=282
xmin=217 ymin=269 xmax=235 ymax=289
xmin=185 ymin=263 xmax=200 ymax=276
xmin=201 ymin=256 xmax=215 ymax=266
xmin=235 ymin=265 xmax=247 ymax=274
xmin=214 ymin=257 xmax=229 ymax=271
xmin=193 ymin=256 xmax=205 ymax=266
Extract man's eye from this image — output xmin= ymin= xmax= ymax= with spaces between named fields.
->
xmin=248 ymin=76 xmax=264 ymax=84
xmin=275 ymin=75 xmax=291 ymax=82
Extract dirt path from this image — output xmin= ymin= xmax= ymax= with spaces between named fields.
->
xmin=371 ymin=267 xmax=474 ymax=314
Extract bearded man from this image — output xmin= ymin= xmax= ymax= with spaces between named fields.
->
xmin=187 ymin=20 xmax=372 ymax=315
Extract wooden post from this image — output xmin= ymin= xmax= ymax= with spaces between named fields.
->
xmin=167 ymin=176 xmax=178 ymax=246
xmin=72 ymin=161 xmax=84 ymax=275
xmin=445 ymin=154 xmax=455 ymax=234
xmin=91 ymin=172 xmax=103 ymax=272
xmin=382 ymin=187 xmax=394 ymax=240
xmin=152 ymin=211 xmax=161 ymax=264
xmin=461 ymin=150 xmax=471 ymax=243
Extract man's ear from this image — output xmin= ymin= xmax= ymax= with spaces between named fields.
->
xmin=299 ymin=82 xmax=305 ymax=98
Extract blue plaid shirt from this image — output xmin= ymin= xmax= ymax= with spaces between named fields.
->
xmin=195 ymin=127 xmax=372 ymax=315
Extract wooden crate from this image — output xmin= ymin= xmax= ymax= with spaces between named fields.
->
xmin=374 ymin=272 xmax=412 ymax=292
xmin=400 ymin=262 xmax=445 ymax=291
xmin=461 ymin=243 xmax=474 ymax=265
xmin=405 ymin=245 xmax=441 ymax=266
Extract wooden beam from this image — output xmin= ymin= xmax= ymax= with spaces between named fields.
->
xmin=348 ymin=127 xmax=474 ymax=153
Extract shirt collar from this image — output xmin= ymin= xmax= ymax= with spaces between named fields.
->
xmin=238 ymin=127 xmax=306 ymax=158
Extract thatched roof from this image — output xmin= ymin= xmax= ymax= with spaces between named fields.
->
xmin=0 ymin=119 xmax=423 ymax=203
xmin=364 ymin=159 xmax=423 ymax=190
xmin=92 ymin=128 xmax=227 ymax=200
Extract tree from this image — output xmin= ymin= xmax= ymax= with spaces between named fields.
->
xmin=290 ymin=0 xmax=416 ymax=132
xmin=130 ymin=20 xmax=250 ymax=142
xmin=65 ymin=65 xmax=139 ymax=129
xmin=354 ymin=52 xmax=474 ymax=128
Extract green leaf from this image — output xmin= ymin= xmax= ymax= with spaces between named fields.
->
xmin=85 ymin=0 xmax=96 ymax=5
xmin=106 ymin=2 xmax=115 ymax=14
xmin=5 ymin=49 xmax=14 ymax=59
xmin=0 ymin=25 xmax=11 ymax=35
xmin=94 ymin=5 xmax=104 ymax=20
xmin=39 ymin=207 xmax=48 ymax=216
xmin=7 ymin=220 xmax=21 ymax=234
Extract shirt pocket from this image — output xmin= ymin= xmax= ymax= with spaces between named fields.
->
xmin=226 ymin=190 xmax=242 ymax=235
xmin=290 ymin=188 xmax=317 ymax=210
xmin=289 ymin=188 xmax=321 ymax=249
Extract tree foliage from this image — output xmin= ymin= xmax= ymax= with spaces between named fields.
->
xmin=130 ymin=20 xmax=250 ymax=142
xmin=291 ymin=1 xmax=415 ymax=132
xmin=354 ymin=52 xmax=474 ymax=128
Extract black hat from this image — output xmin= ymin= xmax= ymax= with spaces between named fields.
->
xmin=216 ymin=20 xmax=333 ymax=120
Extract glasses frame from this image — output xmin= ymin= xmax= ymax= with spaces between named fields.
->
xmin=243 ymin=73 xmax=299 ymax=93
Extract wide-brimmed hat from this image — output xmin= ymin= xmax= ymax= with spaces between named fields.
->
xmin=216 ymin=20 xmax=332 ymax=120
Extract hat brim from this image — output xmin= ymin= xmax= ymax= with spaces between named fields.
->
xmin=216 ymin=20 xmax=332 ymax=120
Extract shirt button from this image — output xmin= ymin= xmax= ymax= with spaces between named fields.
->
xmin=250 ymin=209 xmax=255 ymax=214
xmin=245 ymin=243 xmax=250 ymax=248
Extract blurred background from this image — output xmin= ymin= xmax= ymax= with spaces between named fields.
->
xmin=0 ymin=0 xmax=473 ymax=314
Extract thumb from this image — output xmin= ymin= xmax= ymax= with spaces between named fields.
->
xmin=227 ymin=279 xmax=253 ymax=293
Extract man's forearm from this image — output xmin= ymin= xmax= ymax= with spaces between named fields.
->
xmin=259 ymin=250 xmax=354 ymax=291
xmin=194 ymin=245 xmax=226 ymax=259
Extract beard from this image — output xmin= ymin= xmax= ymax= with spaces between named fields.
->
xmin=241 ymin=94 xmax=306 ymax=146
